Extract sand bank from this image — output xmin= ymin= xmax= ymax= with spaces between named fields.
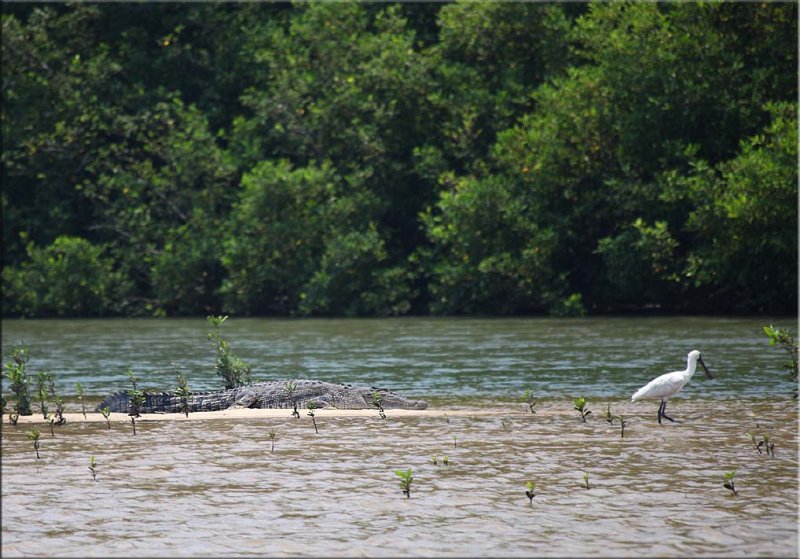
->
xmin=8 ymin=407 xmax=512 ymax=425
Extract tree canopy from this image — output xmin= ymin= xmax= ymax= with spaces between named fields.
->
xmin=2 ymin=2 xmax=796 ymax=317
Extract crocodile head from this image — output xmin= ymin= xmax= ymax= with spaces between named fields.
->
xmin=371 ymin=387 xmax=428 ymax=410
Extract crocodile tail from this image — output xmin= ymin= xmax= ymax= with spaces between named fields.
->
xmin=96 ymin=391 xmax=130 ymax=413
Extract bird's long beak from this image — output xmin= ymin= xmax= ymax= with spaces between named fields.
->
xmin=699 ymin=356 xmax=713 ymax=380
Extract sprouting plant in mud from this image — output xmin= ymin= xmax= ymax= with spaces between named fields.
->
xmin=747 ymin=432 xmax=775 ymax=456
xmin=582 ymin=471 xmax=590 ymax=489
xmin=523 ymin=389 xmax=536 ymax=414
xmin=372 ymin=390 xmax=386 ymax=420
xmin=207 ymin=315 xmax=251 ymax=390
xmin=452 ymin=434 xmax=458 ymax=448
xmin=76 ymin=382 xmax=87 ymax=419
xmin=307 ymin=401 xmax=319 ymax=434
xmin=268 ymin=430 xmax=277 ymax=453
xmin=47 ymin=413 xmax=57 ymax=437
xmin=4 ymin=343 xmax=32 ymax=416
xmin=9 ymin=410 xmax=20 ymax=425
xmin=618 ymin=415 xmax=627 ymax=438
xmin=89 ymin=455 xmax=97 ymax=481
xmin=284 ymin=381 xmax=299 ymax=418
xmin=28 ymin=428 xmax=41 ymax=459
xmin=431 ymin=456 xmax=438 ymax=465
xmin=723 ymin=470 xmax=738 ymax=496
xmin=501 ymin=419 xmax=511 ymax=430
xmin=394 ymin=467 xmax=413 ymax=498
xmin=443 ymin=413 xmax=450 ymax=424
xmin=46 ymin=372 xmax=66 ymax=425
xmin=35 ymin=371 xmax=49 ymax=419
xmin=442 ymin=456 xmax=449 ymax=466
xmin=127 ymin=370 xmax=145 ymax=435
xmin=525 ymin=481 xmax=536 ymax=505
xmin=605 ymin=403 xmax=614 ymax=424
xmin=573 ymin=396 xmax=591 ymax=423
xmin=100 ymin=406 xmax=111 ymax=429
xmin=174 ymin=370 xmax=191 ymax=418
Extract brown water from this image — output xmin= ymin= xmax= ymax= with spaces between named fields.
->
xmin=1 ymin=399 xmax=796 ymax=557
xmin=1 ymin=317 xmax=798 ymax=556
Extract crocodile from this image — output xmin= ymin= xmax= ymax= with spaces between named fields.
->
xmin=97 ymin=379 xmax=428 ymax=414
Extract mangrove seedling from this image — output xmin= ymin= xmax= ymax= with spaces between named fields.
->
xmin=269 ymin=430 xmax=277 ymax=453
xmin=285 ymin=381 xmax=299 ymax=418
xmin=46 ymin=372 xmax=65 ymax=424
xmin=394 ymin=467 xmax=413 ymax=498
xmin=431 ymin=456 xmax=438 ymax=466
xmin=35 ymin=371 xmax=49 ymax=419
xmin=89 ymin=455 xmax=97 ymax=481
xmin=618 ymin=415 xmax=627 ymax=438
xmin=307 ymin=401 xmax=319 ymax=434
xmin=723 ymin=470 xmax=738 ymax=496
xmin=605 ymin=403 xmax=614 ymax=424
xmin=524 ymin=389 xmax=537 ymax=414
xmin=747 ymin=432 xmax=776 ymax=456
xmin=127 ymin=370 xmax=145 ymax=435
xmin=372 ymin=390 xmax=386 ymax=420
xmin=582 ymin=471 xmax=590 ymax=489
xmin=4 ymin=343 xmax=32 ymax=416
xmin=28 ymin=428 xmax=41 ymax=459
xmin=573 ymin=396 xmax=591 ymax=423
xmin=47 ymin=413 xmax=56 ymax=437
xmin=443 ymin=413 xmax=450 ymax=424
xmin=76 ymin=382 xmax=87 ymax=419
xmin=9 ymin=410 xmax=19 ymax=425
xmin=175 ymin=371 xmax=191 ymax=418
xmin=442 ymin=456 xmax=449 ymax=466
xmin=100 ymin=407 xmax=111 ymax=429
xmin=452 ymin=434 xmax=458 ymax=448
xmin=207 ymin=315 xmax=252 ymax=389
xmin=525 ymin=481 xmax=536 ymax=505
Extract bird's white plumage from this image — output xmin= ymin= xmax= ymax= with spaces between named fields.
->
xmin=631 ymin=371 xmax=688 ymax=401
xmin=631 ymin=350 xmax=704 ymax=402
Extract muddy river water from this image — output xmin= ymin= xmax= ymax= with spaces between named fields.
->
xmin=2 ymin=317 xmax=797 ymax=557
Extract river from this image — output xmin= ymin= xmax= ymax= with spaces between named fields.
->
xmin=1 ymin=316 xmax=797 ymax=557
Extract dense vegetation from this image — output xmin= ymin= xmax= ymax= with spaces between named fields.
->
xmin=2 ymin=2 xmax=796 ymax=317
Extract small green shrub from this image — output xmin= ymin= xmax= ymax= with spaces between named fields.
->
xmin=27 ymin=428 xmax=41 ymax=459
xmin=88 ymin=455 xmax=97 ymax=481
xmin=100 ymin=407 xmax=111 ymax=429
xmin=3 ymin=344 xmax=32 ymax=416
xmin=207 ymin=315 xmax=251 ymax=389
xmin=523 ymin=389 xmax=536 ymax=414
xmin=372 ymin=390 xmax=386 ymax=419
xmin=573 ymin=396 xmax=591 ymax=422
xmin=394 ymin=467 xmax=413 ymax=498
xmin=307 ymin=401 xmax=319 ymax=434
xmin=723 ymin=470 xmax=738 ymax=496
xmin=525 ymin=481 xmax=536 ymax=505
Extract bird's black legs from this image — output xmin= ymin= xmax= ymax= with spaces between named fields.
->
xmin=660 ymin=400 xmax=679 ymax=423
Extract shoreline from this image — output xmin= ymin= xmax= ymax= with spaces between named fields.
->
xmin=6 ymin=407 xmax=513 ymax=424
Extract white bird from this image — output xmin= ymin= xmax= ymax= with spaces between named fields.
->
xmin=631 ymin=350 xmax=713 ymax=424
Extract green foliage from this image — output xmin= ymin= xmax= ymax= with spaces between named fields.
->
xmin=525 ymin=480 xmax=536 ymax=505
xmin=206 ymin=315 xmax=251 ymax=389
xmin=573 ymin=396 xmax=591 ymax=423
xmin=2 ymin=3 xmax=796 ymax=318
xmin=27 ymin=428 xmax=41 ymax=459
xmin=89 ymin=455 xmax=97 ymax=481
xmin=723 ymin=470 xmax=738 ymax=496
xmin=100 ymin=406 xmax=111 ymax=429
xmin=307 ymin=401 xmax=318 ymax=434
xmin=762 ymin=325 xmax=798 ymax=395
xmin=372 ymin=390 xmax=386 ymax=420
xmin=2 ymin=236 xmax=132 ymax=317
xmin=3 ymin=344 xmax=32 ymax=416
xmin=174 ymin=369 xmax=191 ymax=417
xmin=394 ymin=467 xmax=413 ymax=498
